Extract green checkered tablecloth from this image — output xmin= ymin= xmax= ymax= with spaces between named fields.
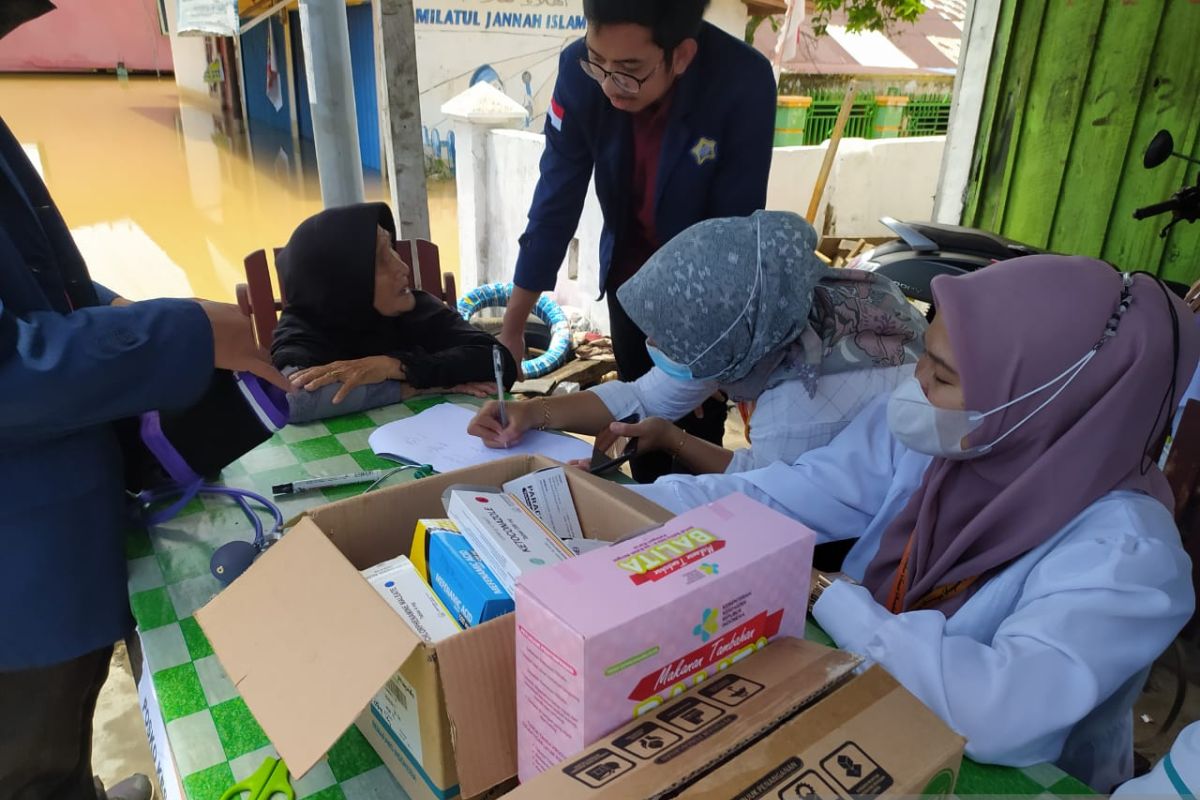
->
xmin=125 ymin=397 xmax=1094 ymax=800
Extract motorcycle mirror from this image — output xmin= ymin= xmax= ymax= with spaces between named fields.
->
xmin=1145 ymin=130 xmax=1176 ymax=169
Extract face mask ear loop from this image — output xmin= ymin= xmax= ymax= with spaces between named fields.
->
xmin=971 ymin=350 xmax=1097 ymax=453
xmin=969 ymin=272 xmax=1136 ymax=454
xmin=683 ymin=216 xmax=764 ymax=369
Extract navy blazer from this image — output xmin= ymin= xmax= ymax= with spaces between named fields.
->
xmin=513 ymin=22 xmax=777 ymax=295
xmin=0 ymin=116 xmax=213 ymax=669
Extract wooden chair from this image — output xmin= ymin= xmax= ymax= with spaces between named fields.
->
xmin=235 ymin=239 xmax=457 ymax=348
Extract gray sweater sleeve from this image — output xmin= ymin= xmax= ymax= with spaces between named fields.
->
xmin=281 ymin=367 xmax=406 ymax=424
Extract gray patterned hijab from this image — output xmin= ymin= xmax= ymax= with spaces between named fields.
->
xmin=617 ymin=211 xmax=926 ymax=402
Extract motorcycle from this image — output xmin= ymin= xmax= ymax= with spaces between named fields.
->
xmin=851 ymin=129 xmax=1199 ymax=311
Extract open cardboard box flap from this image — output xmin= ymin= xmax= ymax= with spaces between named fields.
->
xmin=195 ymin=517 xmax=426 ymax=777
xmin=436 ymin=614 xmax=520 ymax=796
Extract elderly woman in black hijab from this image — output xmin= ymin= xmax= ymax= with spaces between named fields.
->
xmin=272 ymin=203 xmax=517 ymax=422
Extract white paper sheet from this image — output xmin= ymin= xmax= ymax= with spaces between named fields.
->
xmin=368 ymin=403 xmax=593 ymax=473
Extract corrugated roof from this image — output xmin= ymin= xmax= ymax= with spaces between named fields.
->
xmin=756 ymin=0 xmax=963 ymax=77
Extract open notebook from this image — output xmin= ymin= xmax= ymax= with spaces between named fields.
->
xmin=368 ymin=402 xmax=593 ymax=473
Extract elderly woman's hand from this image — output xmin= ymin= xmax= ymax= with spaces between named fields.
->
xmin=290 ymin=356 xmax=406 ymax=404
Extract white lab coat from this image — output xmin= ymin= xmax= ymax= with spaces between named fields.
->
xmin=634 ymin=395 xmax=1194 ymax=791
xmin=589 ymin=364 xmax=910 ymax=472
xmin=1114 ymin=721 xmax=1200 ymax=797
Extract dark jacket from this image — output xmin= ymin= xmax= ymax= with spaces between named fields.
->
xmin=270 ymin=203 xmax=517 ymax=388
xmin=0 ymin=116 xmax=212 ymax=670
xmin=514 ymin=22 xmax=777 ymax=294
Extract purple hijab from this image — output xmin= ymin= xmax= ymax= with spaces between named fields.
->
xmin=862 ymin=256 xmax=1200 ymax=617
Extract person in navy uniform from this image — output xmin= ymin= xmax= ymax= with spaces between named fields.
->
xmin=495 ymin=0 xmax=777 ymax=481
xmin=0 ymin=4 xmax=290 ymax=798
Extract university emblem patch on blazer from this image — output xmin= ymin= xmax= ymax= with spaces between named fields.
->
xmin=691 ymin=137 xmax=717 ymax=166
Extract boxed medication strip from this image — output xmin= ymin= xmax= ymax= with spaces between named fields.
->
xmin=443 ymin=487 xmax=575 ymax=595
xmin=360 ymin=555 xmax=461 ymax=644
xmin=514 ymin=492 xmax=816 ymax=782
xmin=427 ymin=527 xmax=514 ymax=628
xmin=503 ymin=466 xmax=584 ymax=541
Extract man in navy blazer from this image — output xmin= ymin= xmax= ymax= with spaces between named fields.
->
xmin=497 ymin=0 xmax=776 ymax=480
xmin=0 ymin=5 xmax=290 ymax=798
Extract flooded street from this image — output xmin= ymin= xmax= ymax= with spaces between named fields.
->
xmin=0 ymin=74 xmax=460 ymax=303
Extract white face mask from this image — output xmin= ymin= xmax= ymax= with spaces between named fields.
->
xmin=886 ymin=345 xmax=1100 ymax=460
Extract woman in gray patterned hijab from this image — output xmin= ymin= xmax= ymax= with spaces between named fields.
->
xmin=468 ymin=210 xmax=926 ymax=476
xmin=617 ymin=210 xmax=926 ymax=404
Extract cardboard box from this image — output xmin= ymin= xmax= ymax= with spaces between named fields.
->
xmin=194 ymin=455 xmax=672 ymax=800
xmin=504 ymin=466 xmax=585 ymax=541
xmin=678 ymin=666 xmax=966 ymax=800
xmin=445 ymin=487 xmax=575 ymax=595
xmin=515 ymin=492 xmax=816 ymax=781
xmin=506 ymin=638 xmax=862 ymax=799
xmin=427 ymin=528 xmax=515 ymax=628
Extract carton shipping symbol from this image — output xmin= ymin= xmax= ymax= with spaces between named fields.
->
xmin=564 ymin=748 xmax=636 ymax=788
xmin=614 ymin=721 xmax=683 ymax=761
xmin=778 ymin=771 xmax=842 ymax=800
xmin=820 ymin=742 xmax=893 ymax=794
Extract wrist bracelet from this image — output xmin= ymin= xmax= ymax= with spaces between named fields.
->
xmin=537 ymin=397 xmax=550 ymax=431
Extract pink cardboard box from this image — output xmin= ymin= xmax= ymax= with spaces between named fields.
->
xmin=514 ymin=492 xmax=816 ymax=781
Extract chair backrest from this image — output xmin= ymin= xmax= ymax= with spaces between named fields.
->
xmin=238 ymin=249 xmax=281 ymax=349
xmin=397 ymin=239 xmax=450 ymax=303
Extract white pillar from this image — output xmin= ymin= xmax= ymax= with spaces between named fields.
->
xmin=442 ymin=83 xmax=529 ymax=291
xmin=933 ymin=0 xmax=1002 ymax=225
xmin=297 ymin=0 xmax=365 ymax=208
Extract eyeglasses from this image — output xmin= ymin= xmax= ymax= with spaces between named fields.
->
xmin=578 ymin=58 xmax=661 ymax=95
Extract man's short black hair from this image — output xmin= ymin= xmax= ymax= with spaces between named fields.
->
xmin=583 ymin=0 xmax=711 ymax=54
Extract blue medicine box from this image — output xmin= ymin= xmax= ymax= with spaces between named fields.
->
xmin=427 ymin=529 xmax=514 ymax=628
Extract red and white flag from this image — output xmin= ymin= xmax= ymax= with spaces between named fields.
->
xmin=548 ymin=95 xmax=564 ymax=132
xmin=266 ymin=17 xmax=283 ymax=112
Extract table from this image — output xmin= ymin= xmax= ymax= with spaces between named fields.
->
xmin=125 ymin=397 xmax=1094 ymax=800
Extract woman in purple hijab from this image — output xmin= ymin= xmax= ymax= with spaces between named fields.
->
xmin=635 ymin=255 xmax=1200 ymax=791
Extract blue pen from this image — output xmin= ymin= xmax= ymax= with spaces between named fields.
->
xmin=493 ymin=345 xmax=509 ymax=428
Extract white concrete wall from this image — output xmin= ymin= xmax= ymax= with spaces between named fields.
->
xmin=766 ymin=138 xmax=946 ymax=235
xmin=164 ymin=0 xmax=212 ymax=100
xmin=416 ymin=0 xmax=747 ymax=167
xmin=706 ymin=0 xmax=751 ymax=40
xmin=466 ymin=131 xmax=946 ymax=333
xmin=468 ymin=133 xmax=945 ymax=333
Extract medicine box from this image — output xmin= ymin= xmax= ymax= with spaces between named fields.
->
xmin=427 ymin=528 xmax=514 ymax=628
xmin=514 ymin=492 xmax=816 ymax=781
xmin=360 ymin=555 xmax=461 ymax=644
xmin=444 ymin=487 xmax=574 ymax=595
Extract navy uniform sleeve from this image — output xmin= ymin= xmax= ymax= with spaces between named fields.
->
xmin=0 ymin=297 xmax=214 ymax=443
xmin=512 ymin=47 xmax=596 ymax=293
xmin=705 ymin=53 xmax=776 ymax=218
xmin=92 ymin=282 xmax=119 ymax=306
